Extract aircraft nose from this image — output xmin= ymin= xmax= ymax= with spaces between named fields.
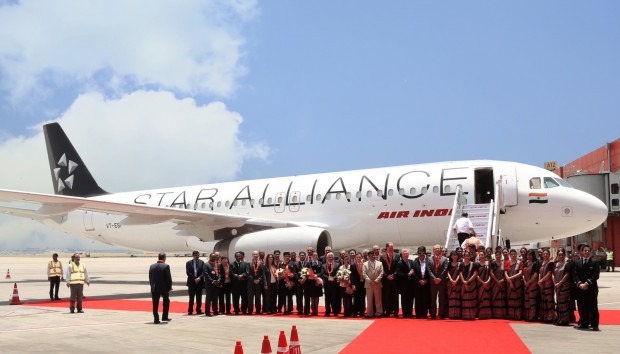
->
xmin=577 ymin=192 xmax=608 ymax=226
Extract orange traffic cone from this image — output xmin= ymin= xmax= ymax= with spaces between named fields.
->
xmin=5 ymin=269 xmax=11 ymax=279
xmin=261 ymin=335 xmax=272 ymax=354
xmin=234 ymin=340 xmax=244 ymax=354
xmin=289 ymin=325 xmax=301 ymax=354
xmin=10 ymin=283 xmax=22 ymax=305
xmin=277 ymin=330 xmax=289 ymax=354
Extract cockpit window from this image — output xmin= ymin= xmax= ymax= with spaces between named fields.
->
xmin=554 ymin=178 xmax=573 ymax=188
xmin=543 ymin=177 xmax=560 ymax=188
xmin=529 ymin=177 xmax=541 ymax=189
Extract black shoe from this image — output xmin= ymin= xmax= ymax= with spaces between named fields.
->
xmin=55 ymin=297 xmax=61 ymax=300
xmin=205 ymin=313 xmax=212 ymax=317
xmin=77 ymin=310 xmax=84 ymax=313
xmin=50 ymin=298 xmax=54 ymax=301
xmin=574 ymin=325 xmax=589 ymax=330
xmin=162 ymin=318 xmax=171 ymax=322
xmin=154 ymin=320 xmax=161 ymax=324
xmin=70 ymin=310 xmax=75 ymax=313
xmin=196 ymin=311 xmax=204 ymax=315
xmin=188 ymin=312 xmax=193 ymax=315
xmin=592 ymin=327 xmax=600 ymax=331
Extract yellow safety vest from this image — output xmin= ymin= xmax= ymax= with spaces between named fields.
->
xmin=48 ymin=260 xmax=62 ymax=277
xmin=70 ymin=263 xmax=86 ymax=284
xmin=607 ymin=251 xmax=614 ymax=261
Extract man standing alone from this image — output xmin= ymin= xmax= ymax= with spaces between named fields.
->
xmin=149 ymin=252 xmax=173 ymax=324
xmin=48 ymin=253 xmax=63 ymax=300
xmin=65 ymin=253 xmax=89 ymax=313
xmin=572 ymin=245 xmax=600 ymax=331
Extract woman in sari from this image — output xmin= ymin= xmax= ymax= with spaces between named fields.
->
xmin=505 ymin=249 xmax=524 ymax=320
xmin=447 ymin=250 xmax=462 ymax=319
xmin=538 ymin=249 xmax=557 ymax=323
xmin=476 ymin=254 xmax=492 ymax=319
xmin=552 ymin=248 xmax=572 ymax=326
xmin=490 ymin=250 xmax=507 ymax=319
xmin=460 ymin=251 xmax=478 ymax=320
xmin=522 ymin=249 xmax=540 ymax=322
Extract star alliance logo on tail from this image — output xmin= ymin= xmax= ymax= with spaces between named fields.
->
xmin=53 ymin=153 xmax=79 ymax=193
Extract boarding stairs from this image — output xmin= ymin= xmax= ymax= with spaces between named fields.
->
xmin=444 ymin=180 xmax=506 ymax=251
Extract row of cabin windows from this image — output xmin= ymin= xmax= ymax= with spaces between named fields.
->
xmin=168 ymin=184 xmax=463 ymax=210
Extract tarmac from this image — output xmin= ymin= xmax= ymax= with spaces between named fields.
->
xmin=1 ymin=255 xmax=619 ymax=353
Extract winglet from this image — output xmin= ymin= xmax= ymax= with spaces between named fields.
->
xmin=43 ymin=123 xmax=108 ymax=197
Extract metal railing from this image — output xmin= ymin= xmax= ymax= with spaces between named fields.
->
xmin=444 ymin=185 xmax=466 ymax=249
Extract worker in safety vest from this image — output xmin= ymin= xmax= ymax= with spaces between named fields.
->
xmin=47 ymin=253 xmax=64 ymax=300
xmin=606 ymin=248 xmax=614 ymax=272
xmin=65 ymin=253 xmax=90 ymax=313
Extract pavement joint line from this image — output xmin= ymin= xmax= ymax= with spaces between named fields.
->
xmin=0 ymin=312 xmax=200 ymax=333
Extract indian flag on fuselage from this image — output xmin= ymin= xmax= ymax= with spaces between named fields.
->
xmin=529 ymin=192 xmax=548 ymax=204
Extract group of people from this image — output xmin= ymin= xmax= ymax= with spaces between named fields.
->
xmin=147 ymin=242 xmax=601 ymax=331
xmin=47 ymin=253 xmax=90 ymax=314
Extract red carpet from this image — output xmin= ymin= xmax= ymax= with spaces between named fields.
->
xmin=340 ymin=319 xmax=528 ymax=354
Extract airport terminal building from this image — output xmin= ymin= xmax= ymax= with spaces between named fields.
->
xmin=553 ymin=138 xmax=620 ymax=267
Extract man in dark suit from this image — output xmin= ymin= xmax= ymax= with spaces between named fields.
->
xmin=321 ymin=251 xmax=341 ymax=316
xmin=380 ymin=242 xmax=400 ymax=317
xmin=149 ymin=252 xmax=173 ymax=324
xmin=278 ymin=252 xmax=295 ymax=314
xmin=247 ymin=250 xmax=266 ymax=314
xmin=294 ymin=251 xmax=309 ymax=315
xmin=203 ymin=253 xmax=222 ymax=316
xmin=231 ymin=251 xmax=249 ymax=315
xmin=572 ymin=244 xmax=600 ymax=331
xmin=396 ymin=249 xmax=415 ymax=318
xmin=186 ymin=251 xmax=205 ymax=315
xmin=428 ymin=244 xmax=449 ymax=319
xmin=412 ymin=246 xmax=431 ymax=318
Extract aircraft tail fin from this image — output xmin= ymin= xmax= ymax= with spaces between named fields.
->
xmin=43 ymin=123 xmax=108 ymax=197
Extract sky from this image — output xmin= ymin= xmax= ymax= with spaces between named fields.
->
xmin=0 ymin=1 xmax=618 ymax=251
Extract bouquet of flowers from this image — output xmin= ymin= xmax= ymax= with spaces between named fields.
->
xmin=276 ymin=268 xmax=286 ymax=279
xmin=299 ymin=267 xmax=315 ymax=280
xmin=337 ymin=267 xmax=351 ymax=282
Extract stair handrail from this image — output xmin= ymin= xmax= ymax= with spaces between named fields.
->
xmin=445 ymin=185 xmax=465 ymax=249
xmin=486 ymin=199 xmax=495 ymax=248
xmin=490 ymin=177 xmax=504 ymax=249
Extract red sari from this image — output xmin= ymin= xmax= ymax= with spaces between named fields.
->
xmin=460 ymin=261 xmax=478 ymax=320
xmin=522 ymin=260 xmax=540 ymax=321
xmin=553 ymin=260 xmax=573 ymax=325
xmin=490 ymin=260 xmax=507 ymax=319
xmin=538 ymin=260 xmax=557 ymax=323
xmin=505 ymin=260 xmax=524 ymax=321
xmin=447 ymin=262 xmax=461 ymax=319
xmin=477 ymin=262 xmax=492 ymax=319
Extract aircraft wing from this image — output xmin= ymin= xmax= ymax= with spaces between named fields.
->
xmin=0 ymin=188 xmax=301 ymax=241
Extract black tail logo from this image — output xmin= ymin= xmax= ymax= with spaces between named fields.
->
xmin=43 ymin=123 xmax=108 ymax=197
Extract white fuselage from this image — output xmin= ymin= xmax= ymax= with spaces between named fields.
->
xmin=40 ymin=160 xmax=608 ymax=254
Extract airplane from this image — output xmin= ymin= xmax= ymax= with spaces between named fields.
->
xmin=0 ymin=123 xmax=608 ymax=257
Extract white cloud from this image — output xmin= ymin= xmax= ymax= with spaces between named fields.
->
xmin=0 ymin=0 xmax=258 ymax=102
xmin=0 ymin=90 xmax=270 ymax=250
xmin=0 ymin=90 xmax=270 ymax=192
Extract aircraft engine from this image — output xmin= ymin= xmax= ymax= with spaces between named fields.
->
xmin=213 ymin=227 xmax=332 ymax=258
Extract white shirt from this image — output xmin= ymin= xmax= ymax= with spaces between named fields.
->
xmin=453 ymin=217 xmax=474 ymax=233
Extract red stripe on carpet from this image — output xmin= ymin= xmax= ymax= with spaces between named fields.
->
xmin=22 ymin=300 xmax=620 ymax=325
